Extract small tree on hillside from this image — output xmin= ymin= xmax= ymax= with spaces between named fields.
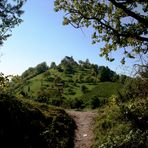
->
xmin=98 ymin=66 xmax=113 ymax=82
xmin=36 ymin=62 xmax=49 ymax=74
xmin=50 ymin=62 xmax=56 ymax=69
xmin=81 ymin=84 xmax=88 ymax=94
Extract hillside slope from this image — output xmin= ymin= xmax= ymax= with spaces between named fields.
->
xmin=0 ymin=94 xmax=76 ymax=148
xmin=11 ymin=56 xmax=126 ymax=109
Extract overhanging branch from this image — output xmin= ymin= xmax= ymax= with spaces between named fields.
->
xmin=109 ymin=0 xmax=148 ymax=27
xmin=63 ymin=4 xmax=148 ymax=42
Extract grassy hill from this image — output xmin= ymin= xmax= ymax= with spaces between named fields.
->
xmin=83 ymin=82 xmax=122 ymax=99
xmin=11 ymin=56 xmax=126 ymax=109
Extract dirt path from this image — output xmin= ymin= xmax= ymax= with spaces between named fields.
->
xmin=67 ymin=110 xmax=96 ymax=148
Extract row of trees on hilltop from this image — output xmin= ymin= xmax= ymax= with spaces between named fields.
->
xmin=20 ymin=56 xmax=128 ymax=83
xmin=54 ymin=56 xmax=128 ymax=83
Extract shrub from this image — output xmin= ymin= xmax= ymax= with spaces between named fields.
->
xmin=66 ymin=97 xmax=85 ymax=109
xmin=80 ymin=84 xmax=88 ymax=93
xmin=49 ymin=97 xmax=62 ymax=107
xmin=93 ymin=77 xmax=148 ymax=148
xmin=90 ymin=96 xmax=100 ymax=109
xmin=87 ymin=96 xmax=108 ymax=109
xmin=74 ymin=98 xmax=85 ymax=109
xmin=0 ymin=94 xmax=76 ymax=148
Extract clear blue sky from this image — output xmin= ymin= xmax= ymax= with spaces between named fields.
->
xmin=0 ymin=0 xmax=135 ymax=76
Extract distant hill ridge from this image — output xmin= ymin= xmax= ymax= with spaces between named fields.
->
xmin=21 ymin=56 xmax=125 ymax=81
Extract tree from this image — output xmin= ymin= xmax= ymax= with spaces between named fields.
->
xmin=50 ymin=62 xmax=56 ymax=69
xmin=91 ymin=64 xmax=99 ymax=78
xmin=61 ymin=56 xmax=77 ymax=65
xmin=60 ymin=57 xmax=75 ymax=74
xmin=36 ymin=62 xmax=49 ymax=74
xmin=83 ymin=59 xmax=90 ymax=68
xmin=21 ymin=67 xmax=36 ymax=79
xmin=54 ymin=0 xmax=148 ymax=63
xmin=98 ymin=66 xmax=115 ymax=82
xmin=138 ymin=64 xmax=148 ymax=78
xmin=81 ymin=84 xmax=88 ymax=93
xmin=0 ymin=73 xmax=10 ymax=94
xmin=119 ymin=74 xmax=127 ymax=84
xmin=64 ymin=64 xmax=75 ymax=74
xmin=0 ymin=0 xmax=26 ymax=46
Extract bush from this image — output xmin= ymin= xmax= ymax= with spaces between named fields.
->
xmin=67 ymin=87 xmax=76 ymax=95
xmin=49 ymin=97 xmax=62 ymax=107
xmin=92 ymin=104 xmax=132 ymax=148
xmin=118 ymin=77 xmax=148 ymax=102
xmin=90 ymin=96 xmax=100 ymax=109
xmin=36 ymin=89 xmax=50 ymax=104
xmin=64 ymin=97 xmax=85 ymax=109
xmin=80 ymin=84 xmax=88 ymax=93
xmin=45 ymin=76 xmax=54 ymax=82
xmin=72 ymin=98 xmax=85 ymax=109
xmin=93 ymin=77 xmax=148 ymax=148
xmin=35 ymin=96 xmax=49 ymax=103
xmin=87 ymin=96 xmax=108 ymax=109
xmin=120 ymin=98 xmax=148 ymax=131
xmin=0 ymin=94 xmax=76 ymax=148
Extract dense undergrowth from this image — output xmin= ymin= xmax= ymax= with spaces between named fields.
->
xmin=92 ymin=78 xmax=148 ymax=148
xmin=0 ymin=93 xmax=76 ymax=148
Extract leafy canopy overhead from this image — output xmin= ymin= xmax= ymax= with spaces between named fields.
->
xmin=0 ymin=0 xmax=26 ymax=46
xmin=54 ymin=0 xmax=148 ymax=64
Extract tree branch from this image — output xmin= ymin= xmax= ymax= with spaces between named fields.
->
xmin=78 ymin=10 xmax=148 ymax=41
xmin=109 ymin=0 xmax=148 ymax=27
xmin=64 ymin=6 xmax=148 ymax=42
